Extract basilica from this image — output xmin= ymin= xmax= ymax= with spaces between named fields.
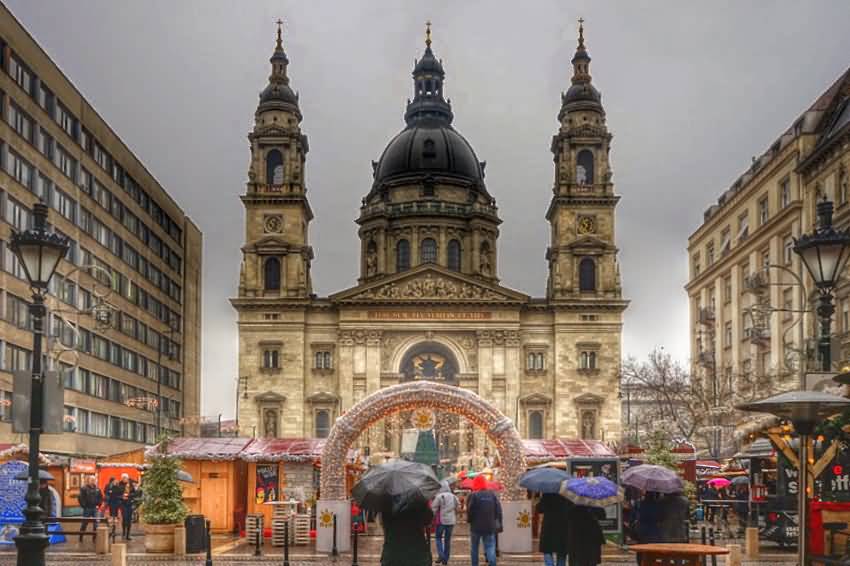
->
xmin=232 ymin=22 xmax=628 ymax=459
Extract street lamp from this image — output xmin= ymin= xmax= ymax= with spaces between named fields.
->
xmin=10 ymin=203 xmax=68 ymax=566
xmin=738 ymin=390 xmax=850 ymax=566
xmin=793 ymin=197 xmax=850 ymax=371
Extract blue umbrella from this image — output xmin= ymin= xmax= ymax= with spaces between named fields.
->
xmin=559 ymin=476 xmax=623 ymax=508
xmin=519 ymin=467 xmax=570 ymax=494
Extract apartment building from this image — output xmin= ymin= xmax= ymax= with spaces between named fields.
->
xmin=686 ymin=67 xmax=850 ymax=447
xmin=0 ymin=4 xmax=202 ymax=456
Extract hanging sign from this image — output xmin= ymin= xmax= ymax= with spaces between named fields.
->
xmin=255 ymin=464 xmax=279 ymax=504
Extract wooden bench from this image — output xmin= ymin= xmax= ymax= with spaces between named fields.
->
xmin=45 ymin=516 xmax=116 ymax=543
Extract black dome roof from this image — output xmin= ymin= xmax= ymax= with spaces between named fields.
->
xmin=563 ymin=82 xmax=601 ymax=107
xmin=374 ymin=120 xmax=484 ymax=185
xmin=259 ymin=81 xmax=298 ymax=108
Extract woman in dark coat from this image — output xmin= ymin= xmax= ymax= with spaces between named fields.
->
xmin=379 ymin=498 xmax=433 ymax=566
xmin=537 ymin=493 xmax=571 ymax=566
xmin=567 ymin=504 xmax=605 ymax=566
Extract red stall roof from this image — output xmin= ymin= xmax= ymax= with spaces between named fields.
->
xmin=523 ymin=439 xmax=616 ymax=463
xmin=240 ymin=438 xmax=328 ymax=463
xmin=147 ymin=437 xmax=254 ymax=461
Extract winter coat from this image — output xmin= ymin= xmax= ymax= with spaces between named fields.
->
xmin=432 ymin=484 xmax=458 ymax=526
xmin=77 ymin=484 xmax=103 ymax=509
xmin=658 ymin=494 xmax=690 ymax=543
xmin=108 ymin=481 xmax=127 ymax=507
xmin=567 ymin=505 xmax=605 ymax=566
xmin=537 ymin=494 xmax=571 ymax=555
xmin=380 ymin=502 xmax=433 ymax=566
xmin=636 ymin=497 xmax=662 ymax=543
xmin=466 ymin=489 xmax=502 ymax=535
xmin=39 ymin=485 xmax=54 ymax=518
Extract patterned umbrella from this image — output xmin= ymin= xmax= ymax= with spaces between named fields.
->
xmin=559 ymin=476 xmax=624 ymax=508
xmin=519 ymin=467 xmax=570 ymax=494
xmin=621 ymin=464 xmax=684 ymax=494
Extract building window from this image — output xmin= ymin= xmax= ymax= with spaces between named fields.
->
xmin=783 ymin=235 xmax=794 ymax=265
xmin=783 ymin=287 xmax=794 ymax=322
xmin=576 ymin=149 xmax=594 ymax=185
xmin=692 ymin=253 xmax=701 ymax=277
xmin=758 ymin=196 xmax=769 ymax=226
xmin=579 ymin=258 xmax=596 ymax=291
xmin=738 ymin=213 xmax=749 ymax=241
xmin=266 ymin=149 xmax=284 ymax=185
xmin=315 ymin=351 xmax=332 ymax=369
xmin=720 ymin=228 xmax=731 ymax=255
xmin=528 ymin=411 xmax=544 ymax=440
xmin=723 ymin=275 xmax=732 ymax=304
xmin=724 ymin=321 xmax=733 ymax=348
xmin=396 ymin=239 xmax=410 ymax=272
xmin=420 ymin=238 xmax=437 ymax=264
xmin=447 ymin=239 xmax=461 ymax=271
xmin=706 ymin=242 xmax=715 ymax=266
xmin=526 ymin=352 xmax=545 ymax=372
xmin=779 ymin=178 xmax=791 ymax=208
xmin=579 ymin=351 xmax=597 ymax=370
xmin=262 ymin=349 xmax=280 ymax=370
xmin=315 ymin=410 xmax=331 ymax=439
xmin=264 ymin=257 xmax=281 ymax=290
xmin=9 ymin=56 xmax=34 ymax=96
xmin=840 ymin=169 xmax=848 ymax=206
xmin=7 ymin=102 xmax=33 ymax=142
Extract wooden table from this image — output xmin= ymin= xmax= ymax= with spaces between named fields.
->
xmin=629 ymin=543 xmax=730 ymax=566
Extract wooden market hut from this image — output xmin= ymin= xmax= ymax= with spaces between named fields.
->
xmin=151 ymin=437 xmax=252 ymax=534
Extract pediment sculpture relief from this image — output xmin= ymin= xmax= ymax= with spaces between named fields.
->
xmin=353 ymin=273 xmax=504 ymax=301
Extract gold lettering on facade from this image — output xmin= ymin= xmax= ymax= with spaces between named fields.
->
xmin=367 ymin=311 xmax=492 ymax=321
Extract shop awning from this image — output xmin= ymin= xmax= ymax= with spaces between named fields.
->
xmin=240 ymin=438 xmax=329 ymax=463
xmin=735 ymin=437 xmax=775 ymax=459
xmin=523 ymin=439 xmax=616 ymax=464
xmin=0 ymin=443 xmax=51 ymax=465
xmin=147 ymin=437 xmax=254 ymax=461
xmin=696 ymin=460 xmax=722 ymax=469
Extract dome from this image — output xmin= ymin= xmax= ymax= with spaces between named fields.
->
xmin=259 ymin=81 xmax=298 ymax=108
xmin=374 ymin=119 xmax=484 ymax=186
xmin=563 ymin=82 xmax=601 ymax=107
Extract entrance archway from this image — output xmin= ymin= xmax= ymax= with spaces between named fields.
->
xmin=316 ymin=381 xmax=532 ymax=554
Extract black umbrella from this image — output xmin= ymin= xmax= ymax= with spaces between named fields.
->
xmin=731 ymin=476 xmax=749 ymax=486
xmin=14 ymin=468 xmax=54 ymax=481
xmin=351 ymin=460 xmax=441 ymax=513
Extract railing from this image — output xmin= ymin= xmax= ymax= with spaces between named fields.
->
xmin=698 ymin=307 xmax=716 ymax=325
xmin=359 ymin=201 xmax=498 ymax=219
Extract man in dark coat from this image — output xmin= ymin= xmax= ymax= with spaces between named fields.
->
xmin=566 ymin=504 xmax=605 ymax=566
xmin=658 ymin=492 xmax=690 ymax=543
xmin=467 ymin=476 xmax=502 ymax=566
xmin=537 ymin=493 xmax=571 ymax=566
xmin=379 ymin=499 xmax=433 ymax=566
xmin=38 ymin=480 xmax=53 ymax=519
xmin=77 ymin=475 xmax=103 ymax=542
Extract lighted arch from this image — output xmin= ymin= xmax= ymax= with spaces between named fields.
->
xmin=319 ymin=380 xmax=526 ymax=500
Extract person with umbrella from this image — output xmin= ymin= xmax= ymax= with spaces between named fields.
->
xmin=520 ymin=467 xmax=572 ymax=566
xmin=559 ymin=476 xmax=619 ymax=566
xmin=467 ymin=475 xmax=502 ymax=566
xmin=351 ymin=460 xmax=441 ymax=566
xmin=658 ymin=490 xmax=690 ymax=543
xmin=432 ymin=480 xmax=459 ymax=565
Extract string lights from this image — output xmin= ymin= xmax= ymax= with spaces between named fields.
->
xmin=319 ymin=381 xmax=526 ymax=500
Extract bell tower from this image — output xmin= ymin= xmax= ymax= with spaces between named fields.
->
xmin=239 ymin=21 xmax=313 ymax=299
xmin=546 ymin=20 xmax=622 ymax=302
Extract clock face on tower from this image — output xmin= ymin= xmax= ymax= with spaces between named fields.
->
xmin=264 ymin=215 xmax=283 ymax=234
xmin=577 ymin=216 xmax=595 ymax=235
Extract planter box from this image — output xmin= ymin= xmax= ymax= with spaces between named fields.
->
xmin=143 ymin=523 xmax=178 ymax=553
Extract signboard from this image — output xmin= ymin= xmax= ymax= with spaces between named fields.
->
xmin=255 ymin=464 xmax=279 ymax=504
xmin=70 ymin=459 xmax=96 ymax=474
xmin=567 ymin=458 xmax=621 ymax=535
xmin=13 ymin=371 xmax=62 ymax=434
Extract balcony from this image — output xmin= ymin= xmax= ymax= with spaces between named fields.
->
xmin=359 ymin=200 xmax=499 ymax=220
xmin=743 ymin=273 xmax=767 ymax=292
xmin=745 ymin=326 xmax=771 ymax=345
xmin=698 ymin=307 xmax=715 ymax=326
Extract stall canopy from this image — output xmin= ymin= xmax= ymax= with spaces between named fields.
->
xmin=146 ymin=437 xmax=254 ymax=461
xmin=0 ymin=443 xmax=50 ymax=466
xmin=735 ymin=437 xmax=775 ymax=459
xmin=240 ymin=438 xmax=327 ymax=463
xmin=523 ymin=439 xmax=616 ymax=464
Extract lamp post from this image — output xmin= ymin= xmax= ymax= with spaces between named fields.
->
xmin=10 ymin=203 xmax=68 ymax=566
xmin=793 ymin=197 xmax=850 ymax=371
xmin=738 ymin=390 xmax=850 ymax=566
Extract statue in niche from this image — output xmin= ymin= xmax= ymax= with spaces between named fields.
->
xmin=581 ymin=411 xmax=596 ymax=440
xmin=576 ymin=164 xmax=587 ymax=185
xmin=479 ymin=245 xmax=492 ymax=277
xmin=366 ymin=245 xmax=378 ymax=277
xmin=263 ymin=409 xmax=279 ymax=438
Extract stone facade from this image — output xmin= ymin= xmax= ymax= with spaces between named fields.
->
xmin=0 ymin=4 xmax=203 ymax=457
xmin=686 ymin=67 xmax=850 ymax=447
xmin=233 ymin=24 xmax=627 ymax=452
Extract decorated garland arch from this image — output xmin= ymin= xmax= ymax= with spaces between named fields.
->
xmin=319 ymin=380 xmax=526 ymax=500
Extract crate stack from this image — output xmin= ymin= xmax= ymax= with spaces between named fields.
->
xmin=245 ymin=514 xmax=264 ymax=544
xmin=293 ymin=512 xmax=311 ymax=545
xmin=271 ymin=505 xmax=294 ymax=547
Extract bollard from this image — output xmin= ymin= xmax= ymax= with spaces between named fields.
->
xmin=284 ymin=520 xmax=290 ymax=566
xmin=700 ymin=526 xmax=707 ymax=566
xmin=95 ymin=524 xmax=109 ymax=554
xmin=351 ymin=522 xmax=359 ymax=566
xmin=255 ymin=527 xmax=262 ymax=557
xmin=726 ymin=544 xmax=742 ymax=566
xmin=174 ymin=525 xmax=186 ymax=556
xmin=744 ymin=527 xmax=760 ymax=558
xmin=205 ymin=520 xmax=213 ymax=566
xmin=708 ymin=527 xmax=717 ymax=566
xmin=332 ymin=513 xmax=339 ymax=557
xmin=111 ymin=542 xmax=127 ymax=566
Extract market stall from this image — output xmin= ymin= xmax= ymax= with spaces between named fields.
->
xmin=149 ymin=437 xmax=251 ymax=533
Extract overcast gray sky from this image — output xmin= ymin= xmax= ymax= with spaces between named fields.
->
xmin=7 ymin=1 xmax=850 ymax=419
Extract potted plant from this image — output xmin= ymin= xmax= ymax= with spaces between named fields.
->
xmin=141 ymin=438 xmax=188 ymax=553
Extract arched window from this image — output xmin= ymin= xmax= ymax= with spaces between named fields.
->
xmin=315 ymin=351 xmax=323 ymax=369
xmin=315 ymin=410 xmax=330 ymax=439
xmin=421 ymin=238 xmax=437 ymax=263
xmin=266 ymin=149 xmax=284 ymax=185
xmin=576 ymin=149 xmax=594 ymax=185
xmin=423 ymin=139 xmax=436 ymax=159
xmin=264 ymin=257 xmax=281 ymax=290
xmin=528 ymin=411 xmax=544 ymax=440
xmin=447 ymin=239 xmax=461 ymax=271
xmin=579 ymin=257 xmax=596 ymax=292
xmin=527 ymin=353 xmax=536 ymax=370
xmin=536 ymin=353 xmax=545 ymax=370
xmin=396 ymin=239 xmax=410 ymax=272
xmin=323 ymin=352 xmax=332 ymax=369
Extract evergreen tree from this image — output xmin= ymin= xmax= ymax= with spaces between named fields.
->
xmin=141 ymin=439 xmax=188 ymax=525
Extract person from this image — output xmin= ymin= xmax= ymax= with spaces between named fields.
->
xmin=379 ymin=498 xmax=433 ymax=566
xmin=634 ymin=491 xmax=662 ymax=566
xmin=565 ymin=504 xmax=604 ymax=566
xmin=77 ymin=475 xmax=103 ymax=542
xmin=702 ymin=484 xmax=718 ymax=522
xmin=38 ymin=479 xmax=54 ymax=519
xmin=432 ymin=481 xmax=459 ymax=565
xmin=106 ymin=476 xmax=122 ymax=523
xmin=537 ymin=493 xmax=571 ymax=566
xmin=467 ymin=475 xmax=502 ymax=566
xmin=658 ymin=491 xmax=690 ymax=543
xmin=120 ymin=476 xmax=140 ymax=540
xmin=110 ymin=474 xmax=130 ymax=540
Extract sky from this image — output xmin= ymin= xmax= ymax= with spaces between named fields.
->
xmin=6 ymin=1 xmax=850 ymax=419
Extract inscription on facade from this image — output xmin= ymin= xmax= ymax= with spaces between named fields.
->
xmin=368 ymin=311 xmax=492 ymax=321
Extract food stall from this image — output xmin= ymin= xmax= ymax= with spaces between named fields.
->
xmin=149 ymin=437 xmax=251 ymax=534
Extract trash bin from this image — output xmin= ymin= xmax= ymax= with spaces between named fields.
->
xmin=185 ymin=515 xmax=206 ymax=554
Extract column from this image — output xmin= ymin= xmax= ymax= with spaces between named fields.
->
xmin=377 ymin=229 xmax=387 ymax=274
xmin=504 ymin=332 xmax=521 ymax=424
xmin=411 ymin=228 xmax=420 ymax=268
xmin=365 ymin=331 xmax=382 ymax=449
xmin=438 ymin=228 xmax=448 ymax=267
xmin=338 ymin=331 xmax=355 ymax=411
xmin=477 ymin=331 xmax=494 ymax=402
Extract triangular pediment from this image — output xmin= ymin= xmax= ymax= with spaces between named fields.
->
xmin=255 ymin=391 xmax=286 ymax=403
xmin=245 ymin=236 xmax=295 ymax=252
xmin=574 ymin=392 xmax=605 ymax=405
xmin=330 ymin=265 xmax=529 ymax=304
xmin=565 ymin=235 xmax=615 ymax=251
